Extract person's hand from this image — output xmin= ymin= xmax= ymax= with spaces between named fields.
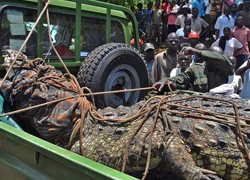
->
xmin=153 ymin=81 xmax=166 ymax=92
xmin=179 ymin=46 xmax=200 ymax=56
xmin=153 ymin=80 xmax=177 ymax=92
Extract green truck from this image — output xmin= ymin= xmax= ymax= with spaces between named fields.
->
xmin=0 ymin=0 xmax=149 ymax=109
xmin=0 ymin=0 xmax=148 ymax=179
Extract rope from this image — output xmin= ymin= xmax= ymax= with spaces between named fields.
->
xmin=0 ymin=1 xmax=249 ymax=179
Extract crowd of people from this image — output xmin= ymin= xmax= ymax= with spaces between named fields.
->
xmin=133 ymin=0 xmax=250 ymax=99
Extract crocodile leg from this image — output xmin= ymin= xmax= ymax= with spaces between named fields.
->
xmin=163 ymin=136 xmax=211 ymax=180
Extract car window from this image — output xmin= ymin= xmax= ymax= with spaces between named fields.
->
xmin=0 ymin=8 xmax=37 ymax=57
xmin=1 ymin=7 xmax=125 ymax=58
xmin=80 ymin=17 xmax=125 ymax=56
xmin=42 ymin=12 xmax=75 ymax=58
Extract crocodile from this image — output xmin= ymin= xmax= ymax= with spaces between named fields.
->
xmin=1 ymin=50 xmax=250 ymax=180
xmin=69 ymin=95 xmax=250 ymax=180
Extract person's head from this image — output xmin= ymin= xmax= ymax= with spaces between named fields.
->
xmin=155 ymin=1 xmax=160 ymax=8
xmin=223 ymin=27 xmax=231 ymax=38
xmin=235 ymin=15 xmax=244 ymax=28
xmin=209 ymin=46 xmax=224 ymax=54
xmin=167 ymin=32 xmax=179 ymax=50
xmin=230 ymin=3 xmax=237 ymax=13
xmin=144 ymin=43 xmax=155 ymax=60
xmin=228 ymin=55 xmax=237 ymax=71
xmin=215 ymin=5 xmax=222 ymax=17
xmin=188 ymin=31 xmax=200 ymax=47
xmin=169 ymin=0 xmax=174 ymax=6
xmin=131 ymin=6 xmax=135 ymax=12
xmin=192 ymin=7 xmax=199 ymax=18
xmin=147 ymin=2 xmax=153 ymax=9
xmin=194 ymin=43 xmax=207 ymax=50
xmin=137 ymin=3 xmax=143 ymax=10
xmin=243 ymin=0 xmax=250 ymax=10
xmin=224 ymin=6 xmax=231 ymax=16
xmin=184 ymin=16 xmax=192 ymax=26
xmin=194 ymin=43 xmax=207 ymax=63
xmin=183 ymin=25 xmax=192 ymax=38
xmin=177 ymin=54 xmax=192 ymax=72
xmin=182 ymin=5 xmax=190 ymax=16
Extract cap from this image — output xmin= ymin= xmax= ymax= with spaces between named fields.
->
xmin=188 ymin=32 xmax=200 ymax=39
xmin=182 ymin=4 xmax=189 ymax=9
xmin=144 ymin=43 xmax=155 ymax=51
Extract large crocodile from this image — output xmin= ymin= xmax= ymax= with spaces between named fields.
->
xmin=1 ymin=50 xmax=250 ymax=180
xmin=70 ymin=94 xmax=250 ymax=180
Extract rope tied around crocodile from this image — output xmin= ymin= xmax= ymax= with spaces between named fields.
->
xmin=0 ymin=1 xmax=250 ymax=179
xmin=2 ymin=49 xmax=250 ymax=179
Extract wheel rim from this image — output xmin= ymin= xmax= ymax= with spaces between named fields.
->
xmin=104 ymin=64 xmax=140 ymax=107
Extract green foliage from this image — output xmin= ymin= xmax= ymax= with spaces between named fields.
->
xmin=99 ymin=0 xmax=155 ymax=9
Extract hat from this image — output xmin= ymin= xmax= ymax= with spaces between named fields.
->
xmin=144 ymin=43 xmax=155 ymax=51
xmin=182 ymin=4 xmax=189 ymax=9
xmin=188 ymin=32 xmax=200 ymax=39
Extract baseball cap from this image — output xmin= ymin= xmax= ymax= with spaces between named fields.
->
xmin=188 ymin=32 xmax=200 ymax=39
xmin=144 ymin=43 xmax=155 ymax=51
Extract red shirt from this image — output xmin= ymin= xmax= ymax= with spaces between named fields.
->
xmin=161 ymin=2 xmax=170 ymax=21
xmin=167 ymin=5 xmax=178 ymax=25
xmin=55 ymin=43 xmax=72 ymax=56
xmin=232 ymin=26 xmax=250 ymax=56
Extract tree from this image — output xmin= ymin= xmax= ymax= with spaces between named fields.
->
xmin=99 ymin=0 xmax=154 ymax=9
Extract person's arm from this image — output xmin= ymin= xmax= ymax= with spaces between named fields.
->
xmin=215 ymin=29 xmax=220 ymax=39
xmin=180 ymin=46 xmax=233 ymax=76
xmin=153 ymin=66 xmax=194 ymax=92
xmin=235 ymin=59 xmax=250 ymax=76
xmin=233 ymin=38 xmax=243 ymax=55
xmin=175 ymin=16 xmax=181 ymax=29
xmin=199 ymin=21 xmax=210 ymax=39
xmin=214 ymin=18 xmax=220 ymax=39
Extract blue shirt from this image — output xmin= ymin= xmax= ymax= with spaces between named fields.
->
xmin=192 ymin=0 xmax=206 ymax=17
xmin=145 ymin=9 xmax=153 ymax=23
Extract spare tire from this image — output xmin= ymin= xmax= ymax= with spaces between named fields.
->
xmin=77 ymin=43 xmax=149 ymax=109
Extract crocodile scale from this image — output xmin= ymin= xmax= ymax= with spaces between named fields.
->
xmin=71 ymin=94 xmax=250 ymax=180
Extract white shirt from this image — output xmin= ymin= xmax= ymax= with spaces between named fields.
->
xmin=170 ymin=68 xmax=181 ymax=77
xmin=176 ymin=28 xmax=194 ymax=37
xmin=215 ymin=14 xmax=235 ymax=38
xmin=228 ymin=74 xmax=243 ymax=93
xmin=239 ymin=61 xmax=250 ymax=99
xmin=176 ymin=28 xmax=184 ymax=37
xmin=211 ymin=38 xmax=243 ymax=56
xmin=209 ymin=73 xmax=242 ymax=96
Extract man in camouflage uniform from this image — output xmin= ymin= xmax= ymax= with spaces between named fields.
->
xmin=152 ymin=46 xmax=233 ymax=93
